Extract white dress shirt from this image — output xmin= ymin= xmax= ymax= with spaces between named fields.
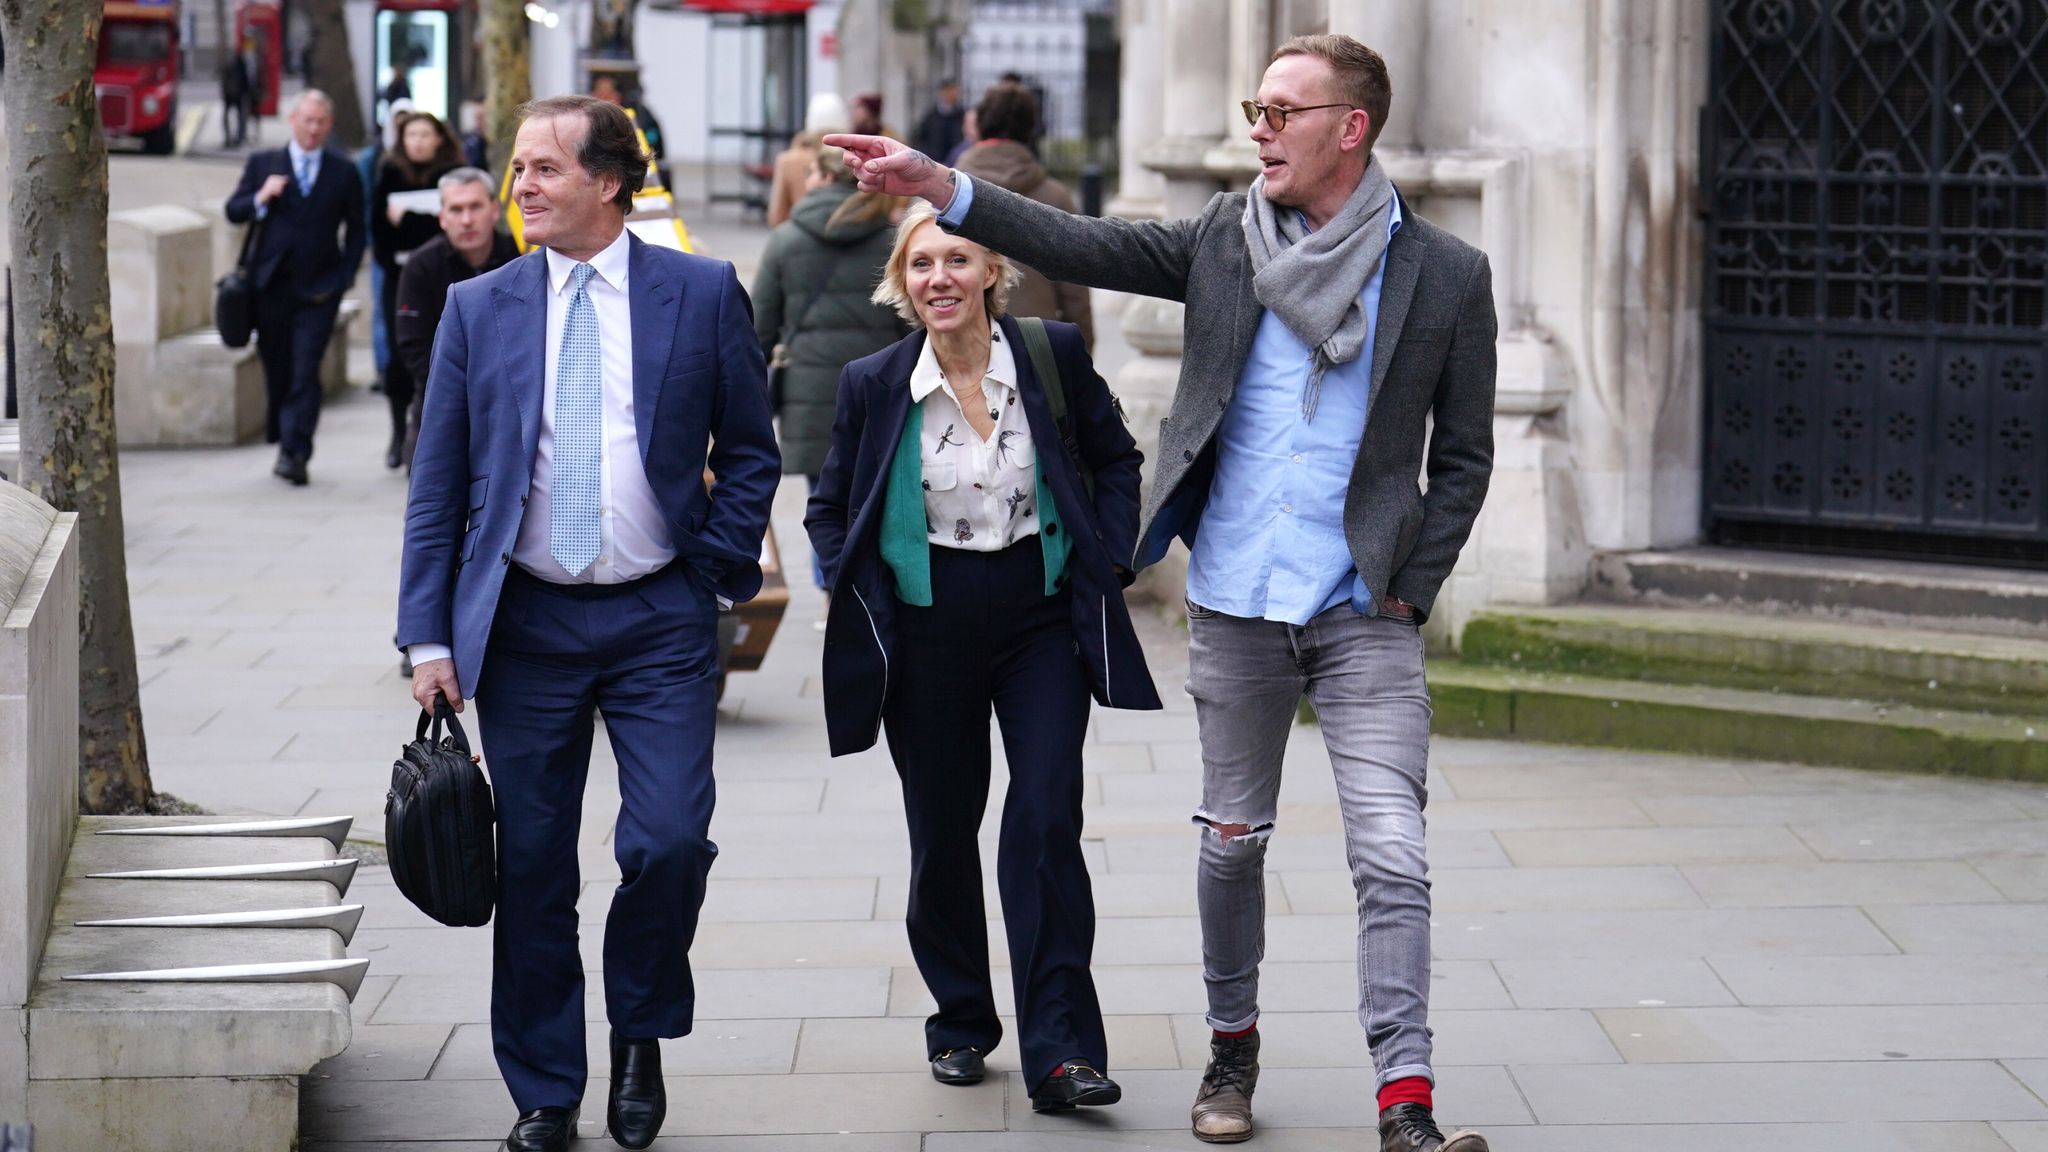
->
xmin=407 ymin=227 xmax=677 ymax=670
xmin=913 ymin=322 xmax=1041 ymax=552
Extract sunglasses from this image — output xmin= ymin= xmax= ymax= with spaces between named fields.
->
xmin=1240 ymin=99 xmax=1357 ymax=132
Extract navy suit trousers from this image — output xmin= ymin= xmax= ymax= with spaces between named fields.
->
xmin=881 ymin=543 xmax=1107 ymax=1092
xmin=478 ymin=562 xmax=722 ymax=1111
xmin=253 ymin=290 xmax=340 ymax=462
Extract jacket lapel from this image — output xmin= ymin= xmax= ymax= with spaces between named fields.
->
xmin=861 ymin=334 xmax=924 ymax=523
xmin=490 ymin=252 xmax=550 ymax=466
xmin=1367 ymin=220 xmax=1420 ymax=421
xmin=628 ymin=235 xmax=678 ymax=464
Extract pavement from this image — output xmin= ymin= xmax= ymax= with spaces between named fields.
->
xmin=99 ymin=190 xmax=2048 ymax=1150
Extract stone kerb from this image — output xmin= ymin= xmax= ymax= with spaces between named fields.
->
xmin=0 ymin=483 xmax=81 ymax=1124
xmin=109 ymin=207 xmax=214 ymax=344
xmin=109 ymin=207 xmax=265 ymax=448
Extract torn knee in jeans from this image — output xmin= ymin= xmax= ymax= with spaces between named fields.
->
xmin=1196 ymin=815 xmax=1273 ymax=846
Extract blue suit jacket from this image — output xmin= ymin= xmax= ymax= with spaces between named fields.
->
xmin=397 ymin=234 xmax=781 ymax=698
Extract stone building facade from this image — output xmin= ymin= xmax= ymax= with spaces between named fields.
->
xmin=1105 ymin=0 xmax=2048 ymax=636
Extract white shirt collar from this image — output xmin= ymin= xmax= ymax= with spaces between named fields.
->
xmin=910 ymin=320 xmax=1016 ymax=402
xmin=545 ymin=226 xmax=632 ymax=296
xmin=287 ymin=138 xmax=320 ymax=170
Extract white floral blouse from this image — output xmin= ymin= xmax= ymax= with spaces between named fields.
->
xmin=910 ymin=322 xmax=1041 ymax=552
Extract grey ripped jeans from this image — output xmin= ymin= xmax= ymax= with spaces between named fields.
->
xmin=1185 ymin=601 xmax=1435 ymax=1089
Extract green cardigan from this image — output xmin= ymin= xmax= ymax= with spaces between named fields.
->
xmin=877 ymin=398 xmax=1073 ymax=605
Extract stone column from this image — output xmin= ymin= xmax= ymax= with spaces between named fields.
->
xmin=0 ymin=484 xmax=80 ymax=1123
xmin=1144 ymin=0 xmax=1231 ymax=218
xmin=1106 ymin=0 xmax=1164 ymax=219
xmin=1120 ymin=0 xmax=1231 ymax=596
xmin=1325 ymin=0 xmax=1425 ymax=149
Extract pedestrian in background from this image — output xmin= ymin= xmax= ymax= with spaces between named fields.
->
xmin=394 ymin=167 xmax=518 ymax=460
xmin=766 ymin=92 xmax=849 ymax=227
xmin=750 ymin=145 xmax=907 ymax=622
xmin=913 ymin=79 xmax=965 ymax=164
xmin=220 ymin=47 xmax=252 ymax=148
xmin=373 ymin=110 xmax=464 ymax=467
xmin=944 ymin=107 xmax=977 ymax=167
xmin=593 ymin=74 xmax=667 ymax=185
xmin=457 ymin=99 xmax=490 ymax=170
xmin=223 ymin=89 xmax=365 ymax=486
xmin=805 ymin=201 xmax=1159 ymax=1117
xmin=952 ymin=82 xmax=1094 ymax=350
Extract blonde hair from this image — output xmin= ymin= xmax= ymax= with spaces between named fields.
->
xmin=871 ymin=201 xmax=1023 ymax=326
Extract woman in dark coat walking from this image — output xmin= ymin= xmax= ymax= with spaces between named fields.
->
xmin=805 ymin=201 xmax=1161 ymax=1115
xmin=752 ymin=146 xmax=906 ymax=602
xmin=370 ymin=110 xmax=462 ymax=468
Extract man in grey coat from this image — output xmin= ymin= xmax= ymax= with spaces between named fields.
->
xmin=831 ymin=32 xmax=1493 ymax=1152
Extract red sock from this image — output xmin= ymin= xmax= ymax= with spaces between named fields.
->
xmin=1213 ymin=1024 xmax=1257 ymax=1040
xmin=1377 ymin=1076 xmax=1432 ymax=1112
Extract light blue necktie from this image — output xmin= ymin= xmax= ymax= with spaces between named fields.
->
xmin=550 ymin=263 xmax=602 ymax=576
xmin=295 ymin=152 xmax=315 ymax=196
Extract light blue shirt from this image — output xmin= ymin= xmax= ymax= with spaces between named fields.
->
xmin=939 ymin=175 xmax=1404 ymax=626
xmin=257 ymin=139 xmax=322 ymax=221
xmin=1186 ymin=195 xmax=1402 ymax=625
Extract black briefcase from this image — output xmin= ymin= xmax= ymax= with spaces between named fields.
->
xmin=214 ymin=219 xmax=262 ymax=349
xmin=385 ymin=701 xmax=497 ymax=927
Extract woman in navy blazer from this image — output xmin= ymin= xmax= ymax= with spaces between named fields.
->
xmin=806 ymin=202 xmax=1161 ymax=1113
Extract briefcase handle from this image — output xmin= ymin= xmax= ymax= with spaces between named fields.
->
xmin=414 ymin=697 xmax=473 ymax=757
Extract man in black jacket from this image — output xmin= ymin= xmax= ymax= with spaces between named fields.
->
xmin=223 ymin=89 xmax=366 ymax=485
xmin=394 ymin=166 xmax=518 ymax=468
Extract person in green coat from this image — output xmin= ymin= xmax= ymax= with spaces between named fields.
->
xmin=753 ymin=147 xmax=908 ymax=608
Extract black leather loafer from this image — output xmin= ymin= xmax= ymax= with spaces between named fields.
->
xmin=503 ymin=1105 xmax=576 ymax=1152
xmin=273 ymin=451 xmax=308 ymax=486
xmin=608 ymin=1031 xmax=666 ymax=1150
xmin=1030 ymin=1060 xmax=1122 ymax=1112
xmin=931 ymin=1047 xmax=986 ymax=1085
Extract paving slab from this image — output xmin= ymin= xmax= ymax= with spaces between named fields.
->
xmin=1510 ymin=1059 xmax=2048 ymax=1124
xmin=1597 ymin=1005 xmax=2048 ymax=1062
xmin=1493 ymin=957 xmax=1739 ymax=1008
xmin=1677 ymin=861 xmax=2010 ymax=907
xmin=1706 ymin=954 xmax=2048 ymax=1006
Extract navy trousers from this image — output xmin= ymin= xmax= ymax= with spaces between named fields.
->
xmin=252 ymin=288 xmax=340 ymax=462
xmin=881 ymin=542 xmax=1106 ymax=1092
xmin=477 ymin=562 xmax=722 ymax=1112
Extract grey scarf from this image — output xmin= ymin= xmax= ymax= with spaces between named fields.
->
xmin=1242 ymin=156 xmax=1395 ymax=419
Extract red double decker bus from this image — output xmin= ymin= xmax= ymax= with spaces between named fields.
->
xmin=96 ymin=0 xmax=181 ymax=155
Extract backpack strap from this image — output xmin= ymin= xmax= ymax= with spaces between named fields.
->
xmin=1016 ymin=317 xmax=1093 ymax=502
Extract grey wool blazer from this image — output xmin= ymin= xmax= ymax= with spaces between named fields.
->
xmin=951 ymin=177 xmax=1497 ymax=622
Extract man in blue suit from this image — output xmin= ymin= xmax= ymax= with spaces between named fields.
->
xmin=224 ymin=89 xmax=366 ymax=486
xmin=397 ymin=95 xmax=779 ymax=1152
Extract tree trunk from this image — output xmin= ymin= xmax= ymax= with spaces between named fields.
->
xmin=302 ymin=0 xmax=368 ymax=148
xmin=483 ymin=0 xmax=530 ymax=175
xmin=0 ymin=0 xmax=155 ymax=812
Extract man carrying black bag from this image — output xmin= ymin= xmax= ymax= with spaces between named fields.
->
xmin=387 ymin=701 xmax=496 ymax=927
xmin=222 ymin=89 xmax=365 ymax=487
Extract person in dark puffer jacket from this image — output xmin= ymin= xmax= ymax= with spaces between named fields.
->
xmin=752 ymin=146 xmax=908 ymax=606
xmin=952 ymin=82 xmax=1095 ymax=351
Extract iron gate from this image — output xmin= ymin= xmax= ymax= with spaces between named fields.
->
xmin=1704 ymin=0 xmax=2048 ymax=560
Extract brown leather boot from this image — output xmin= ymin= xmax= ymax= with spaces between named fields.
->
xmin=1190 ymin=1030 xmax=1259 ymax=1144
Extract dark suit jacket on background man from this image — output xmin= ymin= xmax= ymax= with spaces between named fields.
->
xmin=224 ymin=128 xmax=366 ymax=478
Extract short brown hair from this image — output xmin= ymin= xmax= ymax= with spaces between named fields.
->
xmin=974 ymin=81 xmax=1039 ymax=145
xmin=515 ymin=94 xmax=649 ymax=208
xmin=1271 ymin=34 xmax=1392 ymax=153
